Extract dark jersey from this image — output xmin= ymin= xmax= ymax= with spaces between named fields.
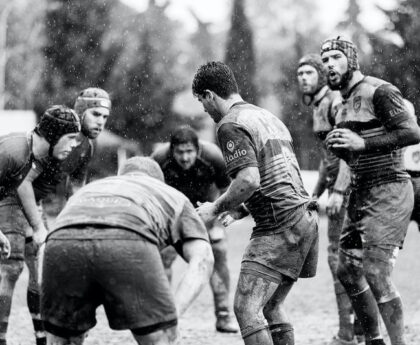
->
xmin=51 ymin=174 xmax=209 ymax=250
xmin=152 ymin=141 xmax=230 ymax=206
xmin=32 ymin=135 xmax=93 ymax=201
xmin=0 ymin=132 xmax=33 ymax=201
xmin=334 ymin=76 xmax=411 ymax=189
xmin=311 ymin=86 xmax=342 ymax=189
xmin=216 ymin=102 xmax=309 ymax=233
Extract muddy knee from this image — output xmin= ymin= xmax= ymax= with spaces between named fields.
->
xmin=336 ymin=250 xmax=365 ymax=290
xmin=363 ymin=248 xmax=398 ymax=302
xmin=234 ymin=298 xmax=267 ymax=338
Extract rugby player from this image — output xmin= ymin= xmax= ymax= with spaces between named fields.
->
xmin=40 ymin=157 xmax=214 ymax=345
xmin=297 ymin=53 xmax=362 ymax=345
xmin=0 ymin=105 xmax=81 ymax=345
xmin=0 ymin=88 xmax=110 ymax=345
xmin=193 ymin=61 xmax=319 ymax=345
xmin=322 ymin=36 xmax=420 ymax=345
xmin=152 ymin=125 xmax=238 ymax=333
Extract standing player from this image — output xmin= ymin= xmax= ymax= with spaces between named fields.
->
xmin=0 ymin=105 xmax=81 ymax=345
xmin=322 ymin=36 xmax=420 ymax=345
xmin=297 ymin=54 xmax=361 ymax=345
xmin=193 ymin=61 xmax=319 ymax=345
xmin=40 ymin=157 xmax=214 ymax=345
xmin=0 ymin=88 xmax=110 ymax=345
xmin=152 ymin=125 xmax=238 ymax=333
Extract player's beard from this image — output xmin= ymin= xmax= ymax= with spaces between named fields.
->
xmin=328 ymin=69 xmax=353 ymax=91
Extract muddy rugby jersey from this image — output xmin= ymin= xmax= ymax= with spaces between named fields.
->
xmin=50 ymin=174 xmax=209 ymax=249
xmin=152 ymin=141 xmax=230 ymax=206
xmin=334 ymin=76 xmax=411 ymax=189
xmin=0 ymin=132 xmax=33 ymax=201
xmin=216 ymin=102 xmax=309 ymax=233
xmin=311 ymin=86 xmax=342 ymax=190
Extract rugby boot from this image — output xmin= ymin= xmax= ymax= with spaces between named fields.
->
xmin=327 ymin=335 xmax=358 ymax=345
xmin=215 ymin=313 xmax=239 ymax=333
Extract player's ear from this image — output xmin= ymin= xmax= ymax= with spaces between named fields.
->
xmin=204 ymin=90 xmax=213 ymax=100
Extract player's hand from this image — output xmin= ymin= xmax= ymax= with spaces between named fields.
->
xmin=326 ymin=192 xmax=344 ymax=217
xmin=0 ymin=231 xmax=11 ymax=259
xmin=218 ymin=210 xmax=244 ymax=227
xmin=196 ymin=201 xmax=218 ymax=226
xmin=325 ymin=128 xmax=365 ymax=152
xmin=33 ymin=223 xmax=48 ymax=246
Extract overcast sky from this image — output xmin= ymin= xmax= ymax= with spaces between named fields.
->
xmin=120 ymin=0 xmax=398 ymax=33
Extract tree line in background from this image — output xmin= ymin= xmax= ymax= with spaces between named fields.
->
xmin=2 ymin=0 xmax=419 ymax=169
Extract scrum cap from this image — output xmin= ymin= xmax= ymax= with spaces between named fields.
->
xmin=320 ymin=36 xmax=359 ymax=71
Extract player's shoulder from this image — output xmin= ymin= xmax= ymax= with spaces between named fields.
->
xmin=325 ymin=89 xmax=342 ymax=104
xmin=198 ymin=140 xmax=224 ymax=164
xmin=151 ymin=142 xmax=171 ymax=164
xmin=364 ymin=75 xmax=389 ymax=88
xmin=0 ymin=132 xmax=31 ymax=161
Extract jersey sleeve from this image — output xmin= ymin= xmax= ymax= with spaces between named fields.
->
xmin=217 ymin=122 xmax=258 ymax=177
xmin=201 ymin=142 xmax=230 ymax=189
xmin=171 ymin=200 xmax=209 ymax=252
xmin=373 ymin=84 xmax=412 ymax=129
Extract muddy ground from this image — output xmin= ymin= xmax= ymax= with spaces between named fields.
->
xmin=6 ymin=214 xmax=420 ymax=345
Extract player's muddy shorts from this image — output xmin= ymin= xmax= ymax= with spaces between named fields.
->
xmin=0 ymin=200 xmax=31 ymax=261
xmin=41 ymin=227 xmax=177 ymax=336
xmin=340 ymin=180 xmax=413 ymax=251
xmin=241 ymin=206 xmax=319 ymax=282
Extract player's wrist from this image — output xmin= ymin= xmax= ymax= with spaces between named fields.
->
xmin=332 ymin=188 xmax=345 ymax=195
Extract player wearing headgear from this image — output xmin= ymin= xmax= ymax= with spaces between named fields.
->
xmin=0 ymin=105 xmax=80 ymax=345
xmin=39 ymin=157 xmax=214 ymax=345
xmin=322 ymin=36 xmax=420 ymax=345
xmin=6 ymin=88 xmax=111 ymax=345
xmin=297 ymin=54 xmax=361 ymax=345
xmin=152 ymin=125 xmax=238 ymax=333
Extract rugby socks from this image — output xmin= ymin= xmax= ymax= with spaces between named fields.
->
xmin=27 ymin=290 xmax=46 ymax=345
xmin=334 ymin=281 xmax=354 ymax=341
xmin=378 ymin=297 xmax=406 ymax=345
xmin=365 ymin=339 xmax=386 ymax=345
xmin=0 ymin=295 xmax=12 ymax=345
xmin=348 ymin=287 xmax=382 ymax=340
xmin=269 ymin=323 xmax=294 ymax=345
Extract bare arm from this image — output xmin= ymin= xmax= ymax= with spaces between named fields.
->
xmin=312 ymin=158 xmax=328 ymax=199
xmin=327 ymin=159 xmax=351 ymax=216
xmin=16 ymin=167 xmax=47 ymax=244
xmin=214 ymin=166 xmax=260 ymax=214
xmin=174 ymin=239 xmax=214 ymax=316
xmin=196 ymin=167 xmax=259 ymax=225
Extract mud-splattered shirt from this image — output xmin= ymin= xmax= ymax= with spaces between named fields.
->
xmin=216 ymin=102 xmax=309 ymax=234
xmin=50 ymin=174 xmax=209 ymax=250
xmin=334 ymin=76 xmax=411 ymax=189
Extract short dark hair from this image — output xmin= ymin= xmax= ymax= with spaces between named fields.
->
xmin=192 ymin=61 xmax=239 ymax=99
xmin=170 ymin=126 xmax=199 ymax=151
xmin=118 ymin=156 xmax=164 ymax=182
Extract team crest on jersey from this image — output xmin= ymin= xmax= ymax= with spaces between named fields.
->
xmin=227 ymin=140 xmax=235 ymax=152
xmin=353 ymin=96 xmax=361 ymax=113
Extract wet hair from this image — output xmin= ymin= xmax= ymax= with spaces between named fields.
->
xmin=118 ymin=156 xmax=164 ymax=182
xmin=170 ymin=126 xmax=199 ymax=151
xmin=192 ymin=61 xmax=239 ymax=99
